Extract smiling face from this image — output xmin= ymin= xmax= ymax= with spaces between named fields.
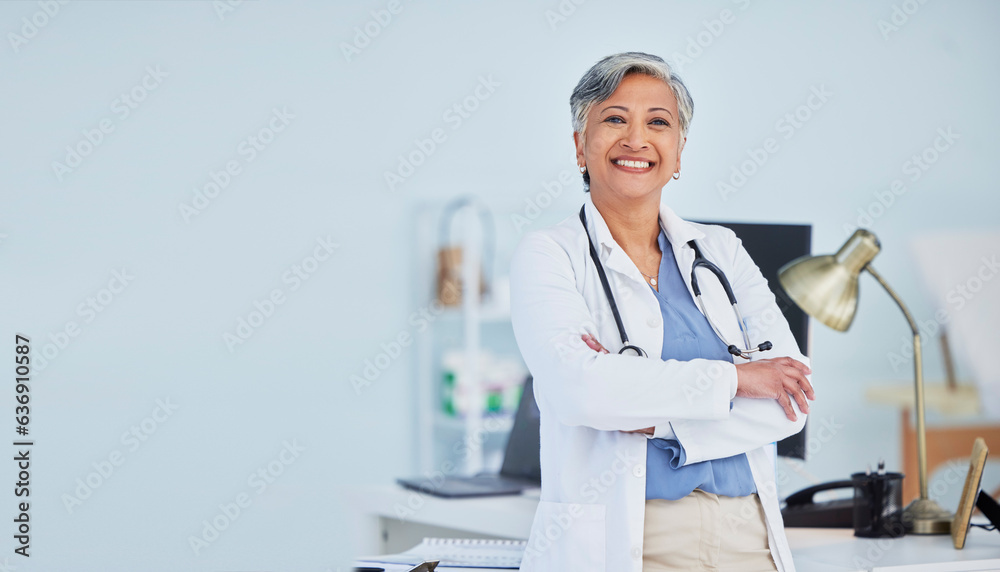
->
xmin=574 ymin=73 xmax=685 ymax=203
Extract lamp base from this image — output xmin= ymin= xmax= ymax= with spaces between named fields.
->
xmin=903 ymin=497 xmax=952 ymax=534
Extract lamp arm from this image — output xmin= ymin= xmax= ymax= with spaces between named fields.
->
xmin=864 ymin=264 xmax=919 ymax=336
xmin=864 ymin=264 xmax=929 ymax=501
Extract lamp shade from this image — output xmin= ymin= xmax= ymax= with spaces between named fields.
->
xmin=778 ymin=229 xmax=881 ymax=332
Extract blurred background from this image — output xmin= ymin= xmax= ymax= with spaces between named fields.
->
xmin=1 ymin=0 xmax=999 ymax=569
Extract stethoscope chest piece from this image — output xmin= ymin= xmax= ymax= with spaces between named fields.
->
xmin=619 ymin=343 xmax=647 ymax=358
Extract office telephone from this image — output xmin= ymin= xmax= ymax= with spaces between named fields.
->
xmin=781 ymin=480 xmax=855 ymax=528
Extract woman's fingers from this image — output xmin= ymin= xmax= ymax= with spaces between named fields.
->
xmin=801 ymin=373 xmax=816 ymax=400
xmin=769 ymin=358 xmax=815 ymax=407
xmin=735 ymin=357 xmax=815 ymax=420
xmin=781 ymin=357 xmax=816 ymax=399
xmin=623 ymin=427 xmax=654 ymax=435
xmin=779 ymin=356 xmax=812 ymax=375
xmin=776 ymin=391 xmax=796 ymax=421
xmin=581 ymin=334 xmax=609 ymax=354
xmin=783 ymin=378 xmax=810 ymax=415
xmin=780 ymin=365 xmax=812 ymax=414
xmin=779 ymin=358 xmax=815 ymax=398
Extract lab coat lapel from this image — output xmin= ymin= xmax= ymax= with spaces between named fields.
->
xmin=583 ymin=198 xmax=646 ymax=285
xmin=659 ymin=203 xmax=745 ymax=352
xmin=583 ymin=198 xmax=746 ymax=352
xmin=658 ymin=202 xmax=703 ymax=304
xmin=582 ymin=198 xmax=661 ymax=357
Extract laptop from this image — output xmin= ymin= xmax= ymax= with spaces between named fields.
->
xmin=397 ymin=377 xmax=541 ymax=498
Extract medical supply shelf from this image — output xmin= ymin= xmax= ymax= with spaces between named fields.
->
xmin=411 ymin=200 xmax=525 ymax=478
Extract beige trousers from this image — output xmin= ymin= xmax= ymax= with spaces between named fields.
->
xmin=642 ymin=489 xmax=779 ymax=572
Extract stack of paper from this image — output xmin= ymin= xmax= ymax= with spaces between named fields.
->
xmin=359 ymin=537 xmax=526 ymax=569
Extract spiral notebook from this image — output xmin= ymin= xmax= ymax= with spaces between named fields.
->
xmin=358 ymin=537 xmax=526 ymax=569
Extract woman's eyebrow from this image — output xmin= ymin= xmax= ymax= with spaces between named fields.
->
xmin=600 ymin=105 xmax=674 ymax=117
xmin=600 ymin=105 xmax=629 ymax=114
xmin=648 ymin=107 xmax=674 ymax=116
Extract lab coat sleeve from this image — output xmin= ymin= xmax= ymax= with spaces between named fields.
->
xmin=669 ymin=230 xmax=811 ymax=465
xmin=649 ymin=374 xmax=738 ymax=440
xmin=509 ymin=231 xmax=736 ymax=432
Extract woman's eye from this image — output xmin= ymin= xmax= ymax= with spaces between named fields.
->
xmin=650 ymin=118 xmax=670 ymax=126
xmin=604 ymin=116 xmax=625 ymax=124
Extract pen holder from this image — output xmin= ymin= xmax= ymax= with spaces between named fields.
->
xmin=851 ymin=471 xmax=905 ymax=538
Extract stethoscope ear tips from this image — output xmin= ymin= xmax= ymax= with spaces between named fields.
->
xmin=728 ymin=341 xmax=773 ymax=360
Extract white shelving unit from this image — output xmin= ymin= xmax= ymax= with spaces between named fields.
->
xmin=411 ymin=200 xmax=524 ymax=478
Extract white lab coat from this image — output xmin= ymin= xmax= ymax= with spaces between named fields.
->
xmin=509 ymin=196 xmax=809 ymax=572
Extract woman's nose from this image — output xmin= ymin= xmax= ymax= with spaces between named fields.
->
xmin=621 ymin=123 xmax=649 ymax=150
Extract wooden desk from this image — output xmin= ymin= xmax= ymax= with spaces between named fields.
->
xmin=866 ymin=383 xmax=1000 ymax=503
xmin=348 ymin=484 xmax=1000 ymax=571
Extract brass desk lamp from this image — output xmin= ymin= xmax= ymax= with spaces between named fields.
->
xmin=778 ymin=229 xmax=952 ymax=534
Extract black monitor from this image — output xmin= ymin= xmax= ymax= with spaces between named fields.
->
xmin=696 ymin=220 xmax=812 ymax=460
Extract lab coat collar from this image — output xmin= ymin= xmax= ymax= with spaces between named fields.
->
xmin=658 ymin=200 xmax=706 ymax=247
xmin=582 ymin=195 xmax=706 ymax=279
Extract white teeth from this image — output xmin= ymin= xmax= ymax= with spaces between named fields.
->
xmin=615 ymin=159 xmax=650 ymax=169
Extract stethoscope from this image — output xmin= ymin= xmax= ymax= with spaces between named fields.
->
xmin=580 ymin=205 xmax=772 ymax=360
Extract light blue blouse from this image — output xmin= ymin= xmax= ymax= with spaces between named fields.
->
xmin=645 ymin=229 xmax=756 ymax=500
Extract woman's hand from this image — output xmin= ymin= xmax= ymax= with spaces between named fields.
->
xmin=582 ymin=335 xmax=814 ymax=426
xmin=734 ymin=357 xmax=814 ymax=421
xmin=581 ymin=333 xmax=609 ymax=355
xmin=581 ymin=334 xmax=655 ymax=435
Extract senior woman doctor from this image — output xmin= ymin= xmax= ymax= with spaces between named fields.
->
xmin=510 ymin=52 xmax=815 ymax=572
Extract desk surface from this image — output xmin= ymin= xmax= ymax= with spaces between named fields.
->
xmin=786 ymin=527 xmax=1000 ymax=572
xmin=349 ymin=484 xmax=1000 ymax=572
xmin=348 ymin=484 xmax=539 ymax=540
